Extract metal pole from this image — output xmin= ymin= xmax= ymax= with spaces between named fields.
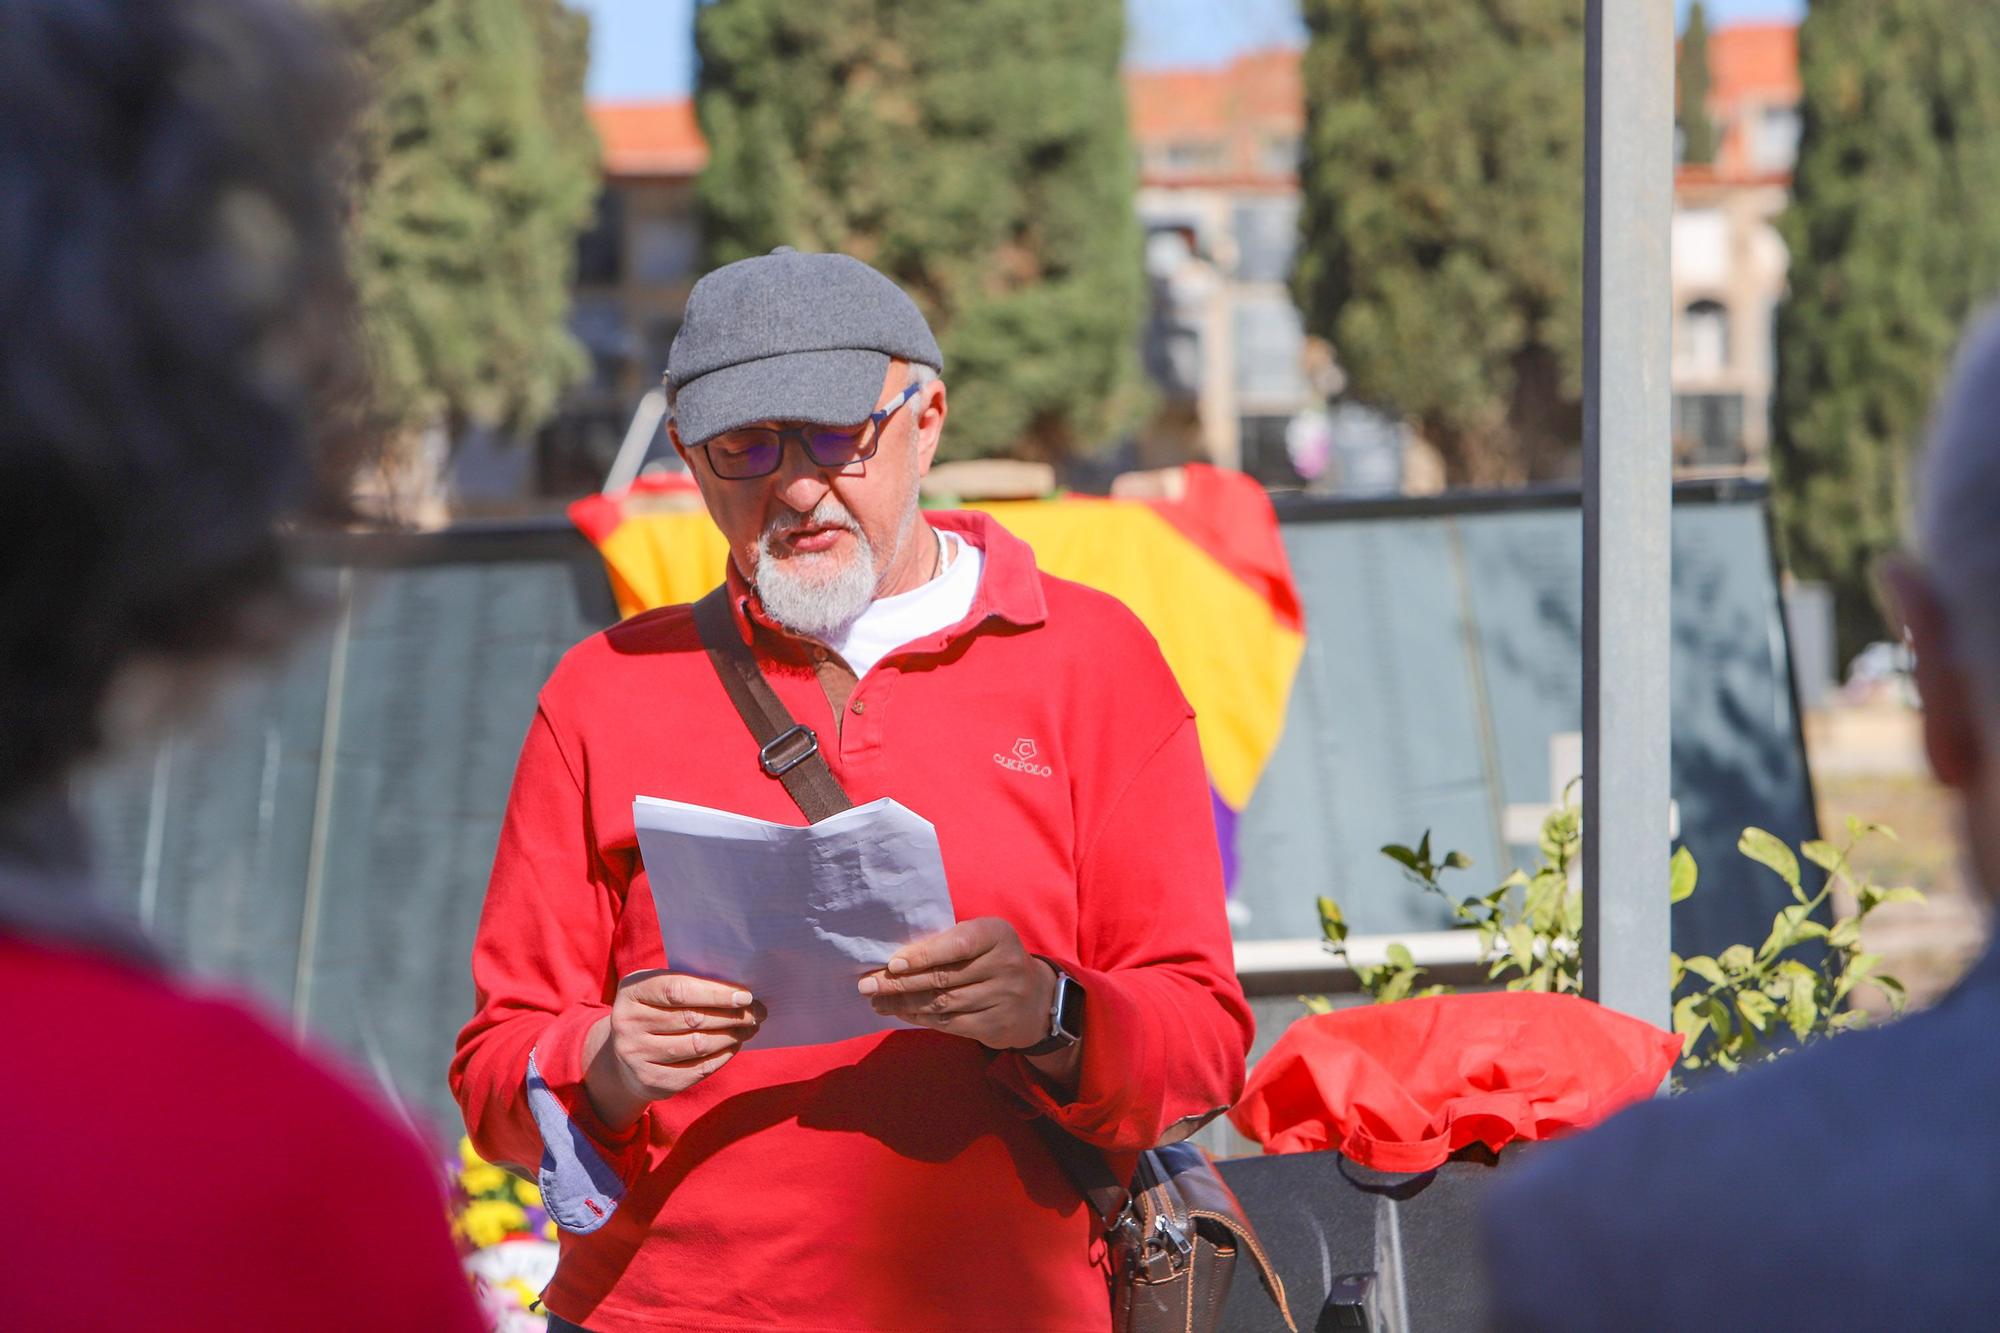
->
xmin=603 ymin=387 xmax=670 ymax=494
xmin=1581 ymin=0 xmax=1675 ymax=1026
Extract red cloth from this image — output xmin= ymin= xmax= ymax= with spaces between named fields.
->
xmin=0 ymin=938 xmax=482 ymax=1332
xmin=451 ymin=510 xmax=1253 ymax=1332
xmin=1229 ymin=992 xmax=1683 ymax=1172
xmin=1138 ymin=464 xmax=1304 ymax=633
xmin=567 ymin=472 xmax=701 ymax=545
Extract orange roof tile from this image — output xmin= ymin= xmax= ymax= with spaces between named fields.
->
xmin=590 ymin=50 xmax=1310 ymax=185
xmin=1125 ymin=47 xmax=1303 ymax=185
xmin=589 ymin=99 xmax=707 ymax=178
xmin=1126 ymin=48 xmax=1302 ymax=141
xmin=1127 ymin=68 xmax=1230 ymax=145
xmin=1708 ymin=22 xmax=1799 ymax=107
xmin=586 ymin=30 xmax=1787 ymax=187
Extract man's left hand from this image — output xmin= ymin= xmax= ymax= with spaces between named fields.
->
xmin=859 ymin=917 xmax=1056 ymax=1052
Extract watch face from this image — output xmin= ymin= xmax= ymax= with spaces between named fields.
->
xmin=1054 ymin=971 xmax=1084 ymax=1041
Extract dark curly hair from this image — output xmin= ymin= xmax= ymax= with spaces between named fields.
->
xmin=0 ymin=0 xmax=365 ymax=809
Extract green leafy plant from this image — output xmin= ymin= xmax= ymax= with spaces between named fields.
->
xmin=1673 ymin=818 xmax=1922 ymax=1072
xmin=1311 ymin=795 xmax=1922 ymax=1077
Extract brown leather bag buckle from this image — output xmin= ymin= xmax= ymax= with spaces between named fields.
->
xmin=759 ymin=724 xmax=819 ymax=777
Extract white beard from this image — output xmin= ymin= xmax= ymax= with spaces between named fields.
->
xmin=752 ymin=497 xmax=883 ymax=640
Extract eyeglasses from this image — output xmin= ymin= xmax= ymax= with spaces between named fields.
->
xmin=693 ymin=381 xmax=922 ymax=481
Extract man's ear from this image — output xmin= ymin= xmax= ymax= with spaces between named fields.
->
xmin=1881 ymin=556 xmax=1985 ymax=790
xmin=913 ymin=379 xmax=947 ymax=475
xmin=667 ymin=418 xmax=689 ymax=465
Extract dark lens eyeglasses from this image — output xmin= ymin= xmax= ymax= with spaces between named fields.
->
xmin=692 ymin=381 xmax=922 ymax=481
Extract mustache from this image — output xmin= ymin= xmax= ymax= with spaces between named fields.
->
xmin=763 ymin=498 xmax=861 ymax=542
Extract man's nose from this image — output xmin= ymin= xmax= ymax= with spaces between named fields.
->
xmin=773 ymin=438 xmax=833 ymax=513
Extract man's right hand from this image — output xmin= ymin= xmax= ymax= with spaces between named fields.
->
xmin=582 ymin=971 xmax=764 ymax=1131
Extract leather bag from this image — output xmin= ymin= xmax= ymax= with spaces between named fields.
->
xmin=1033 ymin=1123 xmax=1296 ymax=1333
xmin=690 ymin=588 xmax=1295 ymax=1333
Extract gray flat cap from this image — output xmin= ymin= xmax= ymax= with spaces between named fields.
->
xmin=666 ymin=247 xmax=943 ymax=446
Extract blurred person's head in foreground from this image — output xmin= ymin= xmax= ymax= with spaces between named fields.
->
xmin=664 ymin=248 xmax=948 ymax=641
xmin=0 ymin=0 xmax=363 ymax=816
xmin=0 ymin=7 xmax=487 ymax=1329
xmin=1885 ymin=311 xmax=2000 ymax=899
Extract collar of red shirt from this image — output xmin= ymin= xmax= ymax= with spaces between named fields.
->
xmin=721 ymin=508 xmax=1049 ymax=652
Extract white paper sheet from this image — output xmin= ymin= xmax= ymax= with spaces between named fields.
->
xmin=631 ymin=794 xmax=958 ymax=1050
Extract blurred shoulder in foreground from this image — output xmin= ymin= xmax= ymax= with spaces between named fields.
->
xmin=0 ymin=0 xmax=478 ymax=1327
xmin=1485 ymin=310 xmax=2000 ymax=1331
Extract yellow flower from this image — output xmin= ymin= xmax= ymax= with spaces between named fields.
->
xmin=458 ymin=1137 xmax=487 ymax=1171
xmin=500 ymin=1278 xmax=542 ymax=1312
xmin=456 ymin=1199 xmax=528 ymax=1251
xmin=513 ymin=1179 xmax=543 ymax=1209
xmin=542 ymin=1219 xmax=558 ymax=1242
xmin=460 ymin=1163 xmax=508 ymax=1197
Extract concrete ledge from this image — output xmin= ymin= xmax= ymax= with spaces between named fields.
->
xmin=1234 ymin=931 xmax=1491 ymax=996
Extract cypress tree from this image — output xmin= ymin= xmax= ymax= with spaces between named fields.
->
xmin=1774 ymin=1 xmax=2000 ymax=660
xmin=1679 ymin=2 xmax=1717 ymax=166
xmin=1292 ymin=0 xmax=1586 ymax=486
xmin=693 ymin=0 xmax=1147 ymax=463
xmin=329 ymin=0 xmax=600 ymax=453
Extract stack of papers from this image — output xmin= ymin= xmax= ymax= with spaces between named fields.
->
xmin=632 ymin=795 xmax=958 ymax=1050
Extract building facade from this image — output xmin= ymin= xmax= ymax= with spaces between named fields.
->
xmin=1125 ymin=51 xmax=1324 ymax=484
xmin=547 ymin=22 xmax=1800 ymax=496
xmin=1670 ymin=22 xmax=1800 ymax=470
xmin=538 ymin=100 xmax=705 ymax=496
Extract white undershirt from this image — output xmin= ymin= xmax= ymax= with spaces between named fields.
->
xmin=828 ymin=529 xmax=983 ymax=678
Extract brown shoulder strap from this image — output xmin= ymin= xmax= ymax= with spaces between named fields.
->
xmin=691 ymin=586 xmax=1127 ymax=1207
xmin=691 ymin=587 xmax=853 ymax=824
xmin=693 ymin=586 xmax=1216 ymax=1275
xmin=1029 ymin=1119 xmax=1130 ymax=1230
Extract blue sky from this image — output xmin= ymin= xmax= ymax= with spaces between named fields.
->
xmin=572 ymin=0 xmax=1808 ymax=101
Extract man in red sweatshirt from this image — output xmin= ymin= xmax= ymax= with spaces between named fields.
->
xmin=452 ymin=248 xmax=1254 ymax=1331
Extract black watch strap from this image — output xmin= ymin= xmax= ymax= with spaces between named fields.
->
xmin=1017 ymin=960 xmax=1085 ymax=1056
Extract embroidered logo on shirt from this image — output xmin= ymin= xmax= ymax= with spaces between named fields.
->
xmin=994 ymin=737 xmax=1053 ymax=777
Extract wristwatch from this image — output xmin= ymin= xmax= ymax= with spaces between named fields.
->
xmin=1017 ymin=959 xmax=1085 ymax=1057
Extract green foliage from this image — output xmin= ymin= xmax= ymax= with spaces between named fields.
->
xmin=1293 ymin=0 xmax=1585 ymax=486
xmin=1678 ymin=3 xmax=1717 ymax=165
xmin=1316 ymin=800 xmax=1921 ymax=1080
xmin=693 ymin=0 xmax=1148 ymax=463
xmin=1671 ymin=817 xmax=1920 ymax=1073
xmin=328 ymin=0 xmax=600 ymax=441
xmin=1774 ymin=0 xmax=2000 ymax=661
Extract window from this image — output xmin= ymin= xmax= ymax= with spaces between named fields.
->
xmin=568 ymin=296 xmax=635 ymax=397
xmin=1678 ymin=300 xmax=1732 ymax=377
xmin=1232 ymin=296 xmax=1307 ymax=402
xmin=631 ymin=215 xmax=699 ymax=287
xmin=1231 ymin=198 xmax=1299 ymax=284
xmin=1672 ymin=392 xmax=1747 ymax=465
xmin=574 ymin=189 xmax=624 ymax=287
xmin=1150 ymin=138 xmax=1226 ymax=174
xmin=1260 ymin=133 xmax=1301 ymax=175
xmin=1750 ymin=105 xmax=1802 ymax=174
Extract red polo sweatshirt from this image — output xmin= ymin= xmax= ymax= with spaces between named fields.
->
xmin=451 ymin=511 xmax=1254 ymax=1333
xmin=0 ymin=939 xmax=483 ymax=1332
